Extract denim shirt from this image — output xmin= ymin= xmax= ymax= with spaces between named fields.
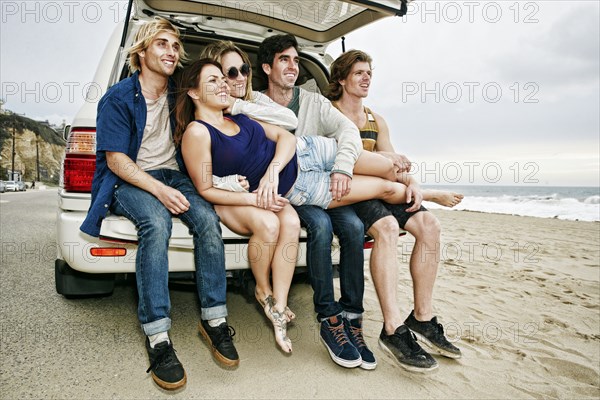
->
xmin=80 ymin=71 xmax=180 ymax=237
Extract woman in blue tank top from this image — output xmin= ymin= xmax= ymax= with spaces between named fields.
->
xmin=174 ymin=60 xmax=421 ymax=354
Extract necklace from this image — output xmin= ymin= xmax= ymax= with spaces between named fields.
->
xmin=141 ymin=86 xmax=167 ymax=100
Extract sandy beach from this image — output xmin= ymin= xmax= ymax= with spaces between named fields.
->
xmin=181 ymin=209 xmax=600 ymax=399
xmin=264 ymin=209 xmax=599 ymax=400
xmin=2 ymin=208 xmax=599 ymax=399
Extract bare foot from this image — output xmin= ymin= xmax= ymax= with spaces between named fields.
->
xmin=261 ymin=295 xmax=292 ymax=353
xmin=423 ymin=190 xmax=464 ymax=207
xmin=284 ymin=306 xmax=296 ymax=323
xmin=256 ymin=290 xmax=295 ymax=323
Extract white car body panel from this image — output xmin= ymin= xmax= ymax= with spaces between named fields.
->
xmin=57 ymin=0 xmax=400 ymax=275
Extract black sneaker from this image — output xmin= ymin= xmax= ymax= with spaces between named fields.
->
xmin=320 ymin=315 xmax=362 ymax=368
xmin=198 ymin=320 xmax=240 ymax=367
xmin=145 ymin=339 xmax=186 ymax=390
xmin=404 ymin=311 xmax=462 ymax=359
xmin=378 ymin=325 xmax=438 ymax=372
xmin=344 ymin=317 xmax=377 ymax=370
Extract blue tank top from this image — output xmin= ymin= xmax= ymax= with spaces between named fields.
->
xmin=196 ymin=114 xmax=298 ymax=195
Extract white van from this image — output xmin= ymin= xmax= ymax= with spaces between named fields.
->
xmin=55 ymin=0 xmax=409 ymax=297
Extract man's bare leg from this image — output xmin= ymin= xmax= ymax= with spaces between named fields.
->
xmin=367 ymin=216 xmax=405 ymax=335
xmin=403 ymin=211 xmax=441 ymax=322
xmin=402 ymin=211 xmax=462 ymax=358
xmin=369 ymin=213 xmax=440 ymax=371
xmin=369 ymin=211 xmax=440 ymax=328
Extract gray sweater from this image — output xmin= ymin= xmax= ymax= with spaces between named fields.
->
xmin=293 ymin=88 xmax=362 ymax=178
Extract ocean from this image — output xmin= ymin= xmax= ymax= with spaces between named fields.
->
xmin=423 ymin=185 xmax=600 ymax=222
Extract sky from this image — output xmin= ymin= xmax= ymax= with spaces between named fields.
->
xmin=1 ymin=0 xmax=599 ymax=187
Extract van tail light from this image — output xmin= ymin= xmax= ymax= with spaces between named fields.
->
xmin=63 ymin=128 xmax=96 ymax=192
xmin=90 ymin=247 xmax=127 ymax=257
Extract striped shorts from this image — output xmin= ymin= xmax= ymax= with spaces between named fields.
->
xmin=285 ymin=135 xmax=338 ymax=209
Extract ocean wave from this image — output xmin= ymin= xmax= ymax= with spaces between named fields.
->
xmin=425 ymin=194 xmax=600 ymax=222
xmin=584 ymin=195 xmax=600 ymax=204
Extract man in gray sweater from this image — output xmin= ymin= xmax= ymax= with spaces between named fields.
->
xmin=258 ymin=34 xmax=443 ymax=373
xmin=257 ymin=34 xmax=374 ymax=370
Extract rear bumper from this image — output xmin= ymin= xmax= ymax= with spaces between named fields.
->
xmin=56 ymin=210 xmax=323 ymax=273
xmin=56 ymin=189 xmax=354 ymax=275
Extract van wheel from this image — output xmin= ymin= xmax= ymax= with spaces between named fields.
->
xmin=55 ymin=259 xmax=115 ymax=298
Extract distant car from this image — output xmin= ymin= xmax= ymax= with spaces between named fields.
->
xmin=0 ymin=181 xmax=6 ymax=193
xmin=4 ymin=180 xmax=26 ymax=191
xmin=4 ymin=181 xmax=18 ymax=192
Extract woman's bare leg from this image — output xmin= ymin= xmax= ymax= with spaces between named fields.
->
xmin=423 ymin=190 xmax=464 ymax=207
xmin=353 ymin=152 xmax=464 ymax=208
xmin=268 ymin=204 xmax=300 ymax=353
xmin=353 ymin=151 xmax=397 ymax=181
xmin=214 ymin=205 xmax=278 ymax=302
xmin=327 ymin=175 xmax=408 ymax=209
xmin=270 ymin=204 xmax=300 ymax=314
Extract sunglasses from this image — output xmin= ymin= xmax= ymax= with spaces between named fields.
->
xmin=226 ymin=63 xmax=250 ymax=79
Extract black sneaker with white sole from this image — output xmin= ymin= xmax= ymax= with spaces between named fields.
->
xmin=378 ymin=325 xmax=438 ymax=372
xmin=404 ymin=311 xmax=462 ymax=359
xmin=145 ymin=339 xmax=186 ymax=390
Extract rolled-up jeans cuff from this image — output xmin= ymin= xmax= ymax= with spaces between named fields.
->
xmin=342 ymin=311 xmax=362 ymax=321
xmin=201 ymin=305 xmax=228 ymax=321
xmin=142 ymin=317 xmax=171 ymax=336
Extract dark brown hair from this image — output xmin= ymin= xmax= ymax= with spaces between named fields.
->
xmin=173 ymin=58 xmax=223 ymax=145
xmin=257 ymin=34 xmax=298 ymax=82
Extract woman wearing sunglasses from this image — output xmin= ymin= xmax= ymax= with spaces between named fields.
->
xmin=200 ymin=40 xmax=298 ymax=131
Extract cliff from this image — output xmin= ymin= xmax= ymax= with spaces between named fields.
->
xmin=0 ymin=113 xmax=66 ymax=183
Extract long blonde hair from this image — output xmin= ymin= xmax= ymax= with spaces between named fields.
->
xmin=199 ymin=40 xmax=253 ymax=101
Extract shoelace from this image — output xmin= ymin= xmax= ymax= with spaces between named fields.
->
xmin=423 ymin=320 xmax=446 ymax=342
xmin=434 ymin=322 xmax=445 ymax=335
xmin=146 ymin=344 xmax=177 ymax=373
xmin=349 ymin=325 xmax=366 ymax=348
xmin=394 ymin=329 xmax=421 ymax=354
xmin=213 ymin=325 xmax=236 ymax=346
xmin=330 ymin=323 xmax=349 ymax=345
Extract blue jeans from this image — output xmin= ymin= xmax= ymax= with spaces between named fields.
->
xmin=111 ymin=169 xmax=227 ymax=336
xmin=294 ymin=205 xmax=365 ymax=321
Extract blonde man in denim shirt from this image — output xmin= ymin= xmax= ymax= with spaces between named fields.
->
xmin=81 ymin=18 xmax=238 ymax=390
